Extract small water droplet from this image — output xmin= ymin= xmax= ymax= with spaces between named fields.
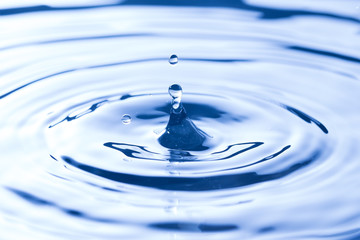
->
xmin=168 ymin=84 xmax=182 ymax=99
xmin=121 ymin=114 xmax=132 ymax=124
xmin=169 ymin=84 xmax=183 ymax=111
xmin=169 ymin=54 xmax=178 ymax=65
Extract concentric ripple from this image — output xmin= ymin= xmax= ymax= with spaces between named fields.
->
xmin=0 ymin=1 xmax=360 ymax=239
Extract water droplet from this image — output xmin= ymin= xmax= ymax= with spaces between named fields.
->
xmin=121 ymin=114 xmax=132 ymax=124
xmin=172 ymin=98 xmax=181 ymax=110
xmin=168 ymin=84 xmax=182 ymax=99
xmin=169 ymin=54 xmax=178 ymax=65
xmin=169 ymin=84 xmax=183 ymax=111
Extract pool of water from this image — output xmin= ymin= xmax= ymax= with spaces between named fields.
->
xmin=1 ymin=1 xmax=360 ymax=239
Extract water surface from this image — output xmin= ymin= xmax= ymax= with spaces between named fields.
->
xmin=0 ymin=1 xmax=360 ymax=239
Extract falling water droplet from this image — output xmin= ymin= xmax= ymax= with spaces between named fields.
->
xmin=168 ymin=84 xmax=183 ymax=111
xmin=169 ymin=54 xmax=178 ymax=65
xmin=168 ymin=84 xmax=182 ymax=99
xmin=121 ymin=114 xmax=132 ymax=124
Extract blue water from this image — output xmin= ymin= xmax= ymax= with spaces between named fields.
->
xmin=1 ymin=1 xmax=360 ymax=239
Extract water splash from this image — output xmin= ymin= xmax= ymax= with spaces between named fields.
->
xmin=158 ymin=84 xmax=208 ymax=151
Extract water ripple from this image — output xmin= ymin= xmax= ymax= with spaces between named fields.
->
xmin=0 ymin=1 xmax=359 ymax=239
